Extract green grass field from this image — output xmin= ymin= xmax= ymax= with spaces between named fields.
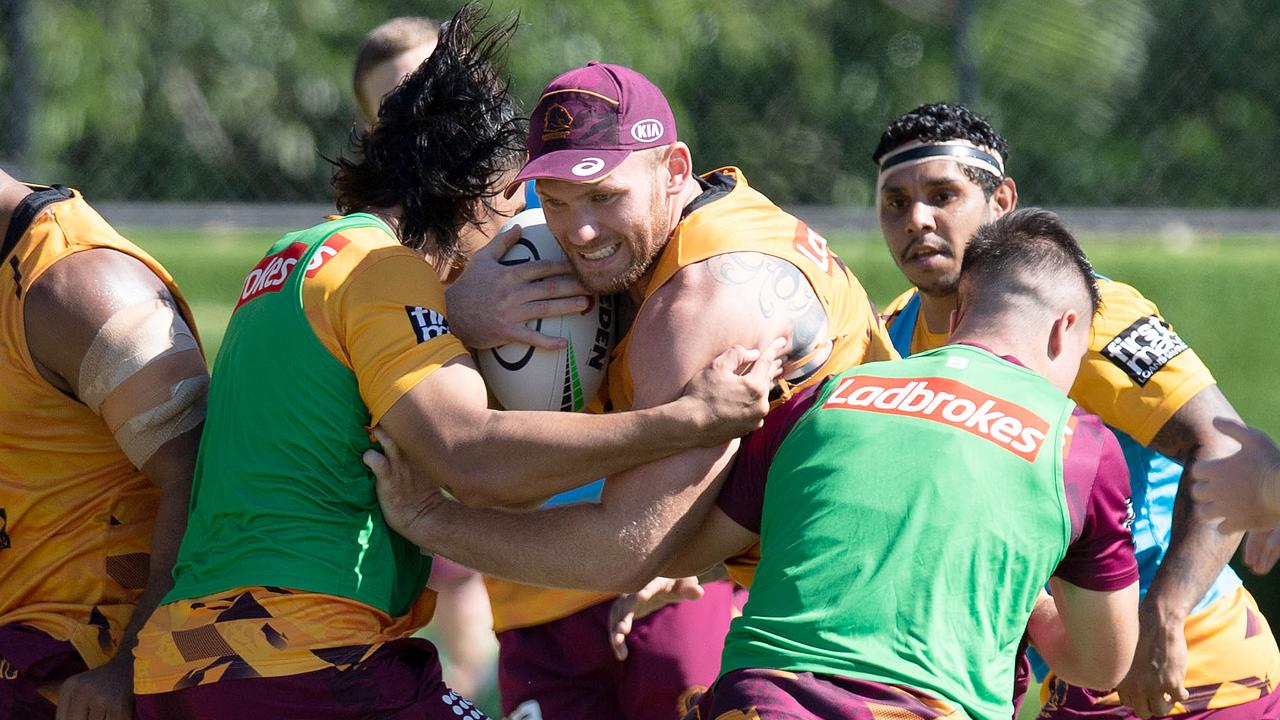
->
xmin=129 ymin=227 xmax=1280 ymax=438
xmin=126 ymin=226 xmax=1280 ymax=719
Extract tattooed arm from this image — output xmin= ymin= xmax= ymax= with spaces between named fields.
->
xmin=705 ymin=251 xmax=831 ymax=385
xmin=1117 ymin=385 xmax=1244 ymax=717
xmin=367 ymin=253 xmax=825 ymax=591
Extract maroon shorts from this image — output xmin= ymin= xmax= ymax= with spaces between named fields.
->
xmin=498 ymin=579 xmax=737 ymax=720
xmin=689 ymin=667 xmax=962 ymax=719
xmin=0 ymin=624 xmax=89 ymax=720
xmin=134 ymin=636 xmax=489 ymax=720
xmin=1038 ymin=679 xmax=1280 ymax=719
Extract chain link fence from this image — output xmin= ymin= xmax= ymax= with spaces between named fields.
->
xmin=4 ymin=4 xmax=1280 ymax=710
xmin=3 ymin=0 xmax=1280 ymax=209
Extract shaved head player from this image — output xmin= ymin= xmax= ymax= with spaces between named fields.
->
xmin=875 ymin=102 xmax=1280 ymax=719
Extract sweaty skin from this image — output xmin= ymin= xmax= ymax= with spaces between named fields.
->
xmin=23 ymin=248 xmax=206 ymax=720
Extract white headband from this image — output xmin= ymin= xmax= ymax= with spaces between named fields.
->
xmin=875 ymin=139 xmax=1005 ymax=199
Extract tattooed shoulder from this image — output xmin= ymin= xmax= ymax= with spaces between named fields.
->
xmin=703 ymin=252 xmax=829 ymax=367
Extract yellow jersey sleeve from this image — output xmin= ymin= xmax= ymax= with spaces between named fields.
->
xmin=302 ymin=228 xmax=469 ymax=425
xmin=1069 ymin=279 xmax=1215 ymax=445
xmin=880 ymin=287 xmax=948 ymax=355
xmin=881 ymin=287 xmax=918 ymax=319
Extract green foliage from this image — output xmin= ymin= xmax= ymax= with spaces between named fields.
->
xmin=13 ymin=1 xmax=1280 ymax=205
xmin=27 ymin=0 xmax=424 ymax=199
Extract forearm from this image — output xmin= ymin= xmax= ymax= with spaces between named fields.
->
xmin=1144 ymin=386 xmax=1245 ymax=622
xmin=447 ymin=397 xmax=713 ymax=507
xmin=661 ymin=507 xmax=757 ymax=580
xmin=1143 ymin=470 xmax=1242 ymax=623
xmin=114 ymin=478 xmax=191 ymax=658
xmin=406 ymin=445 xmax=734 ymax=591
xmin=408 ymin=501 xmax=632 ymax=591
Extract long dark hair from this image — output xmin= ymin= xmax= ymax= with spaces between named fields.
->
xmin=332 ymin=3 xmax=524 ymax=261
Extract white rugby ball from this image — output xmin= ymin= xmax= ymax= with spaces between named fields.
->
xmin=478 ymin=208 xmax=616 ymax=412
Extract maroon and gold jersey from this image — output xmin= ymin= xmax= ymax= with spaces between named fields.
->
xmin=134 ymin=218 xmax=466 ymax=693
xmin=133 ymin=586 xmax=437 ymax=694
xmin=0 ymin=186 xmax=200 ymax=669
xmin=486 ymin=168 xmax=895 ymax=632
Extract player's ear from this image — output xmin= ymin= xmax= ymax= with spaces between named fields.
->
xmin=662 ymin=142 xmax=692 ymax=195
xmin=990 ymin=177 xmax=1018 ymax=218
xmin=1047 ymin=308 xmax=1079 ymax=361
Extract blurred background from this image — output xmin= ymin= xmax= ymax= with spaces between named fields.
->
xmin=3 ymin=1 xmax=1278 ymax=716
xmin=4 ymin=0 xmax=1280 ymax=207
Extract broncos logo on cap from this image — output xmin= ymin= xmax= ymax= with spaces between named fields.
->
xmin=542 ymin=104 xmax=574 ymax=141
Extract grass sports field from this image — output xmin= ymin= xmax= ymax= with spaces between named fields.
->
xmin=130 ymin=226 xmax=1280 ymax=439
xmin=128 ymin=226 xmax=1280 ymax=718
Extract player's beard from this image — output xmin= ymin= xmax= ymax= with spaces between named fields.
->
xmin=898 ymin=236 xmax=961 ymax=298
xmin=916 ymin=268 xmax=961 ymax=298
xmin=581 ymin=182 xmax=671 ymax=295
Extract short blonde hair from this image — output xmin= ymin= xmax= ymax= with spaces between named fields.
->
xmin=353 ymin=16 xmax=440 ymax=110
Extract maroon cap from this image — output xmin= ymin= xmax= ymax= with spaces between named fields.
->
xmin=506 ymin=62 xmax=676 ymax=195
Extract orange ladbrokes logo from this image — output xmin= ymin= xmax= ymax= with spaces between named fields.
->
xmin=542 ymin=103 xmax=574 ymax=141
xmin=823 ymin=375 xmax=1050 ymax=461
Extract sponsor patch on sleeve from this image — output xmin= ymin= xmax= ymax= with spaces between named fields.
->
xmin=405 ymin=305 xmax=450 ymax=343
xmin=1100 ymin=315 xmax=1189 ymax=386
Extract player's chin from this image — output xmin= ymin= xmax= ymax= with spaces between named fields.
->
xmin=915 ymin=273 xmax=961 ymax=298
xmin=901 ymin=264 xmax=951 ymax=292
xmin=579 ymin=265 xmax=636 ymax=296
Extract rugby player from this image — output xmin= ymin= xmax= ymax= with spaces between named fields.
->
xmin=873 ymin=102 xmax=1280 ymax=719
xmin=1193 ymin=420 xmax=1280 ymax=534
xmin=369 ymin=60 xmax=896 ymax=720
xmin=0 ymin=170 xmax=208 ymax=719
xmin=677 ymin=208 xmax=1140 ymax=719
xmin=352 ymin=13 xmax=513 ymax=700
xmin=129 ymin=11 xmax=776 ymax=720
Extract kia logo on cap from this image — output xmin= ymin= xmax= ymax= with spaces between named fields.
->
xmin=630 ymin=119 xmax=665 ymax=143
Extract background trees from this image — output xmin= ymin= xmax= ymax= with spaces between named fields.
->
xmin=3 ymin=0 xmax=1278 ymax=206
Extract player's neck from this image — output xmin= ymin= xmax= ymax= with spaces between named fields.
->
xmin=624 ymin=184 xmax=701 ymax=304
xmin=363 ymin=205 xmax=403 ymax=235
xmin=951 ymin=325 xmax=1050 ymax=379
xmin=917 ymin=290 xmax=958 ymax=335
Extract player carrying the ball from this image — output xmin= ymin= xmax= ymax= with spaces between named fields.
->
xmin=372 ymin=59 xmax=896 ymax=720
xmin=129 ymin=8 xmax=778 ymax=719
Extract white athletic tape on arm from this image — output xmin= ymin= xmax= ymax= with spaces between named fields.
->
xmin=112 ymin=375 xmax=208 ymax=469
xmin=78 ymin=298 xmax=199 ymax=413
